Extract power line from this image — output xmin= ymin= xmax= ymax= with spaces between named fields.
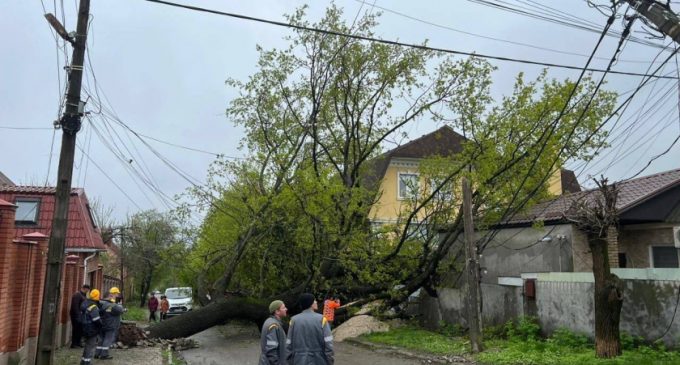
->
xmin=353 ymin=0 xmax=657 ymax=64
xmin=465 ymin=0 xmax=669 ymax=50
xmin=141 ymin=0 xmax=677 ymax=80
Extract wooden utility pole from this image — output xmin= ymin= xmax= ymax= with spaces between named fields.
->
xmin=625 ymin=1 xmax=680 ymax=43
xmin=462 ymin=177 xmax=483 ymax=353
xmin=36 ymin=0 xmax=90 ymax=363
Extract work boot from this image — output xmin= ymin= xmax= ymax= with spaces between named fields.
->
xmin=80 ymin=358 xmax=91 ymax=365
xmin=100 ymin=355 xmax=113 ymax=360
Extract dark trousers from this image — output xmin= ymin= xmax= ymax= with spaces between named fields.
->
xmin=80 ymin=335 xmax=98 ymax=364
xmin=70 ymin=317 xmax=82 ymax=347
xmin=161 ymin=312 xmax=167 ymax=321
xmin=149 ymin=310 xmax=157 ymax=322
xmin=96 ymin=330 xmax=116 ymax=358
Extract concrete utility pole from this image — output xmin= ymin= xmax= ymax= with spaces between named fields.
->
xmin=36 ymin=0 xmax=90 ymax=363
xmin=625 ymin=0 xmax=680 ymax=43
xmin=462 ymin=177 xmax=483 ymax=353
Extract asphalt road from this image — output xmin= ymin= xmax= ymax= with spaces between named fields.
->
xmin=181 ymin=324 xmax=426 ymax=365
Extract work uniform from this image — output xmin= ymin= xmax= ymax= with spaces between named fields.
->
xmin=95 ymin=298 xmax=124 ymax=359
xmin=286 ymin=309 xmax=334 ymax=365
xmin=80 ymin=299 xmax=101 ymax=365
xmin=259 ymin=316 xmax=287 ymax=365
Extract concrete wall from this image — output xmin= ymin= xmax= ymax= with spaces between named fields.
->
xmin=423 ymin=269 xmax=680 ymax=347
xmin=476 ymin=224 xmax=574 ymax=283
xmin=420 ymin=283 xmax=523 ymax=329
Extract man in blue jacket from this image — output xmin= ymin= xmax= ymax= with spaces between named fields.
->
xmin=95 ymin=287 xmax=124 ymax=360
xmin=286 ymin=293 xmax=334 ymax=365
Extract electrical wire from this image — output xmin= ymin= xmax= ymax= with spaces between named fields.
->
xmin=140 ymin=0 xmax=676 ymax=80
xmin=352 ymin=0 xmax=656 ymax=64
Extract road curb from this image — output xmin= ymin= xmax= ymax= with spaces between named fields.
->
xmin=344 ymin=337 xmax=474 ymax=364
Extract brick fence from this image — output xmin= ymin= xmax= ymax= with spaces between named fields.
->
xmin=0 ymin=201 xmax=92 ymax=365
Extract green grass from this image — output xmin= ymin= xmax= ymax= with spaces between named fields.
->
xmin=478 ymin=339 xmax=680 ymax=365
xmin=361 ymin=326 xmax=680 ymax=365
xmin=361 ymin=326 xmax=468 ymax=355
xmin=122 ymin=306 xmax=148 ymax=322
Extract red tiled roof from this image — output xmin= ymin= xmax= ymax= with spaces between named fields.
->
xmin=0 ymin=186 xmax=106 ymax=250
xmin=500 ymin=168 xmax=680 ymax=226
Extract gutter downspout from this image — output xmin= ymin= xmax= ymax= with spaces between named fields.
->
xmin=83 ymin=252 xmax=97 ymax=285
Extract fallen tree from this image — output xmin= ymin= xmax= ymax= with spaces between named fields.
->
xmin=152 ymin=4 xmax=615 ymax=340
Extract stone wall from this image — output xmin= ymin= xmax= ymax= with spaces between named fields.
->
xmin=421 ymin=269 xmax=680 ymax=347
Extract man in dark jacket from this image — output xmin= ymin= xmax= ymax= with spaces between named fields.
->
xmin=286 ymin=293 xmax=334 ymax=365
xmin=95 ymin=287 xmax=124 ymax=360
xmin=70 ymin=284 xmax=90 ymax=348
xmin=80 ymin=289 xmax=102 ymax=365
xmin=259 ymin=300 xmax=288 ymax=365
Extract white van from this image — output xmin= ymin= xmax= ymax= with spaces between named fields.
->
xmin=164 ymin=287 xmax=193 ymax=316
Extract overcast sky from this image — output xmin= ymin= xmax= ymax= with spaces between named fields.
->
xmin=1 ymin=0 xmax=679 ymax=222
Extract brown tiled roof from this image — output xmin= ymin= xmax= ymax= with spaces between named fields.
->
xmin=0 ymin=171 xmax=14 ymax=186
xmin=0 ymin=186 xmax=106 ymax=250
xmin=500 ymin=168 xmax=680 ymax=226
xmin=363 ymin=126 xmax=466 ymax=189
xmin=0 ymin=186 xmax=83 ymax=194
xmin=387 ymin=125 xmax=466 ymax=159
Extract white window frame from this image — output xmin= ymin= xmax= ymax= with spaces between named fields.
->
xmin=429 ymin=178 xmax=453 ymax=201
xmin=15 ymin=198 xmax=41 ymax=225
xmin=397 ymin=172 xmax=419 ymax=200
xmin=649 ymin=245 xmax=680 ymax=268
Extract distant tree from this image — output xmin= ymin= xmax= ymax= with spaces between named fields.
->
xmin=121 ymin=210 xmax=180 ymax=307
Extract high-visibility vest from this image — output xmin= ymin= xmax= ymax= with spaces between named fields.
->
xmin=322 ymin=299 xmax=341 ymax=322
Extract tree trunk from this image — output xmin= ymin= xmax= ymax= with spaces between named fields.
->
xmin=590 ymin=234 xmax=623 ymax=358
xmin=147 ymin=297 xmax=269 ymax=339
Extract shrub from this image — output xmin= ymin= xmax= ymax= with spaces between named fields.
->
xmin=505 ymin=317 xmax=541 ymax=341
xmin=437 ymin=320 xmax=464 ymax=337
xmin=620 ymin=331 xmax=645 ymax=350
xmin=547 ymin=328 xmax=590 ymax=349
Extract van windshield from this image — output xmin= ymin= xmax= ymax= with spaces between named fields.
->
xmin=165 ymin=289 xmax=192 ymax=299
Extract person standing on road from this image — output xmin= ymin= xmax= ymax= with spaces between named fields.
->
xmin=80 ymin=289 xmax=102 ymax=365
xmin=70 ymin=284 xmax=90 ymax=348
xmin=95 ymin=287 xmax=124 ymax=360
xmin=286 ymin=293 xmax=334 ymax=365
xmin=148 ymin=292 xmax=159 ymax=322
xmin=160 ymin=295 xmax=169 ymax=321
xmin=259 ymin=300 xmax=288 ymax=365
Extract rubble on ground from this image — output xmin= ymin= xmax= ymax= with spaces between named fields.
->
xmin=115 ymin=321 xmax=198 ymax=351
xmin=332 ymin=315 xmax=389 ymax=342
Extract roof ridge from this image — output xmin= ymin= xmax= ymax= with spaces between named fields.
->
xmin=385 ymin=125 xmax=463 ymax=156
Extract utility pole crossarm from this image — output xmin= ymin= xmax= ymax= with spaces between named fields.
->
xmin=625 ymin=0 xmax=680 ymax=44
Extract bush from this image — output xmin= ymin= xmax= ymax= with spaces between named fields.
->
xmin=437 ymin=320 xmax=464 ymax=337
xmin=620 ymin=331 xmax=645 ymax=350
xmin=505 ymin=317 xmax=541 ymax=341
xmin=548 ymin=328 xmax=590 ymax=349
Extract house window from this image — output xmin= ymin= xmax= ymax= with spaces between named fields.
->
xmin=15 ymin=198 xmax=40 ymax=225
xmin=429 ymin=179 xmax=453 ymax=201
xmin=86 ymin=204 xmax=97 ymax=229
xmin=398 ymin=173 xmax=419 ymax=199
xmin=651 ymin=246 xmax=679 ymax=268
xmin=618 ymin=253 xmax=627 ymax=268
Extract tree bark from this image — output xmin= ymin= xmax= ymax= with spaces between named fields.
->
xmin=147 ymin=297 xmax=269 ymax=339
xmin=590 ymin=234 xmax=623 ymax=358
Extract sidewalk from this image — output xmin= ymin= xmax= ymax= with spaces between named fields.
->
xmin=55 ymin=345 xmax=164 ymax=365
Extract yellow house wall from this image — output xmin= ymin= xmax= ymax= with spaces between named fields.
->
xmin=547 ymin=169 xmax=563 ymax=196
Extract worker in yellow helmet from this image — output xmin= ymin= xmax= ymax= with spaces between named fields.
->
xmin=80 ymin=289 xmax=101 ymax=365
xmin=95 ymin=287 xmax=125 ymax=360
